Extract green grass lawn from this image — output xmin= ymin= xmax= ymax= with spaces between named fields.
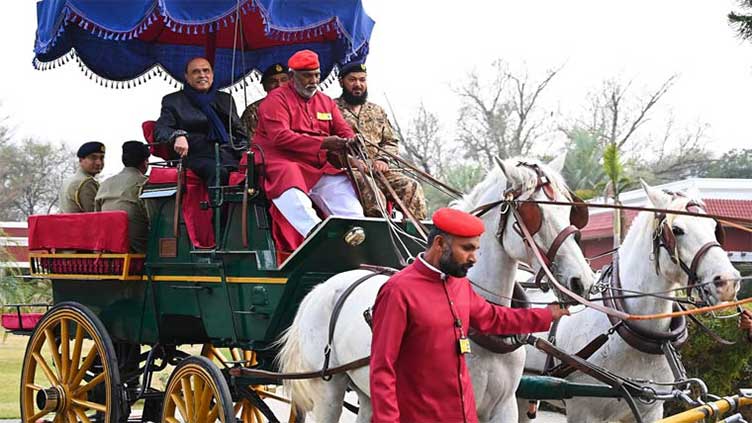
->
xmin=0 ymin=333 xmax=26 ymax=418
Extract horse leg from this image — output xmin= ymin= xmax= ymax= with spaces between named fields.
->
xmin=484 ymin=395 xmax=520 ymax=423
xmin=354 ymin=388 xmax=372 ymax=423
xmin=310 ymin=374 xmax=349 ymax=423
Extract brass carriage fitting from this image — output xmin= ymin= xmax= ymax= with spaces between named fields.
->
xmin=36 ymin=387 xmax=62 ymax=412
xmin=344 ymin=226 xmax=366 ymax=246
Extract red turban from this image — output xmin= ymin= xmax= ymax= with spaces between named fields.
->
xmin=432 ymin=208 xmax=485 ymax=237
xmin=288 ymin=49 xmax=320 ymax=71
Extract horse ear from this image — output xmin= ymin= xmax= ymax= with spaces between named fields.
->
xmin=640 ymin=179 xmax=671 ymax=208
xmin=548 ymin=154 xmax=566 ymax=174
xmin=494 ymin=156 xmax=514 ymax=182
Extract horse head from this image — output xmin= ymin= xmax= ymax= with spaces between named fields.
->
xmin=488 ymin=155 xmax=594 ymax=301
xmin=641 ymin=181 xmax=739 ymax=305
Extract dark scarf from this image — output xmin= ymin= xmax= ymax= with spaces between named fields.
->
xmin=183 ymin=83 xmax=230 ymax=145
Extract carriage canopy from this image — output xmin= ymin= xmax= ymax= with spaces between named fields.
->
xmin=33 ymin=0 xmax=375 ymax=88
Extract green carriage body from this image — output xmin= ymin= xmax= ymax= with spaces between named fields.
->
xmin=34 ymin=183 xmax=424 ymax=371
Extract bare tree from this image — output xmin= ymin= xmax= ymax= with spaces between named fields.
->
xmin=634 ymin=120 xmax=711 ymax=183
xmin=0 ymin=138 xmax=76 ymax=220
xmin=402 ymin=102 xmax=449 ymax=178
xmin=455 ymin=60 xmax=561 ymax=166
xmin=565 ymin=75 xmax=677 ymax=153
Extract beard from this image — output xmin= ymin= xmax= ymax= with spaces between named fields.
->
xmin=438 ymin=246 xmax=473 ymax=278
xmin=342 ymin=87 xmax=368 ymax=105
xmin=294 ymin=80 xmax=318 ymax=98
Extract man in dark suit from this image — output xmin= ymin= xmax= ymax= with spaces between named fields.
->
xmin=154 ymin=57 xmax=248 ymax=187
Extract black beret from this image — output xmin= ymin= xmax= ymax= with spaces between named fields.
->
xmin=77 ymin=141 xmax=106 ymax=158
xmin=121 ymin=141 xmax=150 ymax=166
xmin=261 ymin=63 xmax=287 ymax=83
xmin=339 ymin=61 xmax=367 ymax=78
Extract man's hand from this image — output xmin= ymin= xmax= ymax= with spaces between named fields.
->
xmin=373 ymin=159 xmax=390 ymax=173
xmin=321 ymin=136 xmax=349 ymax=152
xmin=174 ymin=135 xmax=189 ymax=158
xmin=546 ymin=303 xmax=571 ymax=321
xmin=739 ymin=309 xmax=752 ymax=331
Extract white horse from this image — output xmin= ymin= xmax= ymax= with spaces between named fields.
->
xmin=277 ymin=156 xmax=595 ymax=423
xmin=520 ymin=182 xmax=740 ymax=423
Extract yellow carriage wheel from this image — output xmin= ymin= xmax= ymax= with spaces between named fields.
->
xmin=161 ymin=356 xmax=234 ymax=423
xmin=20 ymin=301 xmax=122 ymax=423
xmin=201 ymin=344 xmax=292 ymax=422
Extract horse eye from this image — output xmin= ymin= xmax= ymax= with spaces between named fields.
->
xmin=672 ymin=226 xmax=685 ymax=236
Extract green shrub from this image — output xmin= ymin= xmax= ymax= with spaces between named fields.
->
xmin=663 ymin=308 xmax=752 ymax=418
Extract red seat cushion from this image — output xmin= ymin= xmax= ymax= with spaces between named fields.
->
xmin=2 ymin=313 xmax=44 ymax=331
xmin=28 ymin=211 xmax=129 ymax=253
xmin=142 ymin=120 xmax=173 ymax=161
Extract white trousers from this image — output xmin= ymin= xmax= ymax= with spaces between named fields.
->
xmin=272 ymin=174 xmax=364 ymax=236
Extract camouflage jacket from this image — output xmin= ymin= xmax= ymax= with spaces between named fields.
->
xmin=335 ymin=98 xmax=399 ymax=163
xmin=240 ymin=98 xmax=264 ymax=141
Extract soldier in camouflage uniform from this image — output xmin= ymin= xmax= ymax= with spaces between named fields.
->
xmin=240 ymin=63 xmax=290 ymax=139
xmin=59 ymin=141 xmax=105 ymax=213
xmin=95 ymin=141 xmax=150 ymax=253
xmin=335 ymin=62 xmax=427 ymax=220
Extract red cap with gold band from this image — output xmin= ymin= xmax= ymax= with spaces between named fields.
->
xmin=431 ymin=208 xmax=485 ymax=237
xmin=288 ymin=49 xmax=320 ymax=71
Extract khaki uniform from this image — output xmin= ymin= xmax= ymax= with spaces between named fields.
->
xmin=59 ymin=167 xmax=99 ymax=213
xmin=240 ymin=98 xmax=264 ymax=140
xmin=95 ymin=167 xmax=149 ymax=253
xmin=335 ymin=98 xmax=427 ymax=219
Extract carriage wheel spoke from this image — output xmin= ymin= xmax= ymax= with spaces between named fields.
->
xmin=72 ymin=407 xmax=91 ymax=423
xmin=253 ymin=407 xmax=264 ymax=423
xmin=165 ymin=418 xmax=182 ymax=423
xmin=60 ymin=318 xmax=70 ymax=383
xmin=198 ymin=383 xmax=214 ymax=416
xmin=69 ymin=346 xmax=98 ymax=387
xmin=230 ymin=348 xmax=241 ymax=362
xmin=181 ymin=376 xmax=194 ymax=420
xmin=43 ymin=327 xmax=64 ymax=379
xmin=25 ymin=383 xmax=44 ymax=391
xmin=27 ymin=409 xmax=50 ymax=423
xmin=71 ymin=398 xmax=107 ymax=412
xmin=193 ymin=376 xmax=206 ymax=422
xmin=73 ymin=372 xmax=105 ymax=396
xmin=32 ymin=351 xmax=60 ymax=386
xmin=170 ymin=392 xmax=188 ymax=421
xmin=206 ymin=402 xmax=220 ymax=422
xmin=68 ymin=325 xmax=84 ymax=383
xmin=66 ymin=410 xmax=77 ymax=423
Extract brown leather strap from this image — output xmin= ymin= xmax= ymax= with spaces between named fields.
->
xmin=229 ymin=356 xmax=371 ymax=381
xmin=533 ymin=225 xmax=580 ymax=288
xmin=468 ymin=282 xmax=530 ymax=354
xmin=688 ymin=241 xmax=721 ymax=288
xmin=547 ymin=332 xmax=612 ymax=379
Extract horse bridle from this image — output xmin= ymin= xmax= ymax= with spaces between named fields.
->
xmin=653 ymin=194 xmax=726 ymax=305
xmin=487 ymin=162 xmax=589 ymax=291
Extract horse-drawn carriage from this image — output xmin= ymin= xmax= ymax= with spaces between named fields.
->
xmin=10 ymin=1 xmax=752 ymax=422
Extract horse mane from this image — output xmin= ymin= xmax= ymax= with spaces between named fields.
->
xmin=453 ymin=157 xmax=571 ymax=211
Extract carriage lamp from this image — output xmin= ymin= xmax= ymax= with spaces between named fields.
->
xmin=344 ymin=226 xmax=366 ymax=246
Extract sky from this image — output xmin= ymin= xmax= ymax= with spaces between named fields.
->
xmin=1 ymin=0 xmax=752 ymax=177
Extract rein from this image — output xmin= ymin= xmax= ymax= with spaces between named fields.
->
xmin=471 ymin=184 xmax=750 ymax=321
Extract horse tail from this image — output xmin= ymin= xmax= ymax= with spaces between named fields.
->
xmin=275 ymin=281 xmax=335 ymax=412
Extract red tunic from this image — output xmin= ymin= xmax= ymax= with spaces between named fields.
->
xmin=370 ymin=258 xmax=554 ymax=423
xmin=252 ymin=83 xmax=355 ymax=199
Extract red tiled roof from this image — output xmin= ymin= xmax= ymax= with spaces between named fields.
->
xmin=581 ymin=199 xmax=752 ymax=240
xmin=704 ymin=199 xmax=752 ymax=220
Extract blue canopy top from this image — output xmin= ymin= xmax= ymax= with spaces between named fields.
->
xmin=34 ymin=0 xmax=375 ymax=89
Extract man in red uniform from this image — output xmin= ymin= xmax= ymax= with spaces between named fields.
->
xmin=253 ymin=50 xmax=364 ymax=253
xmin=370 ymin=208 xmax=570 ymax=423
